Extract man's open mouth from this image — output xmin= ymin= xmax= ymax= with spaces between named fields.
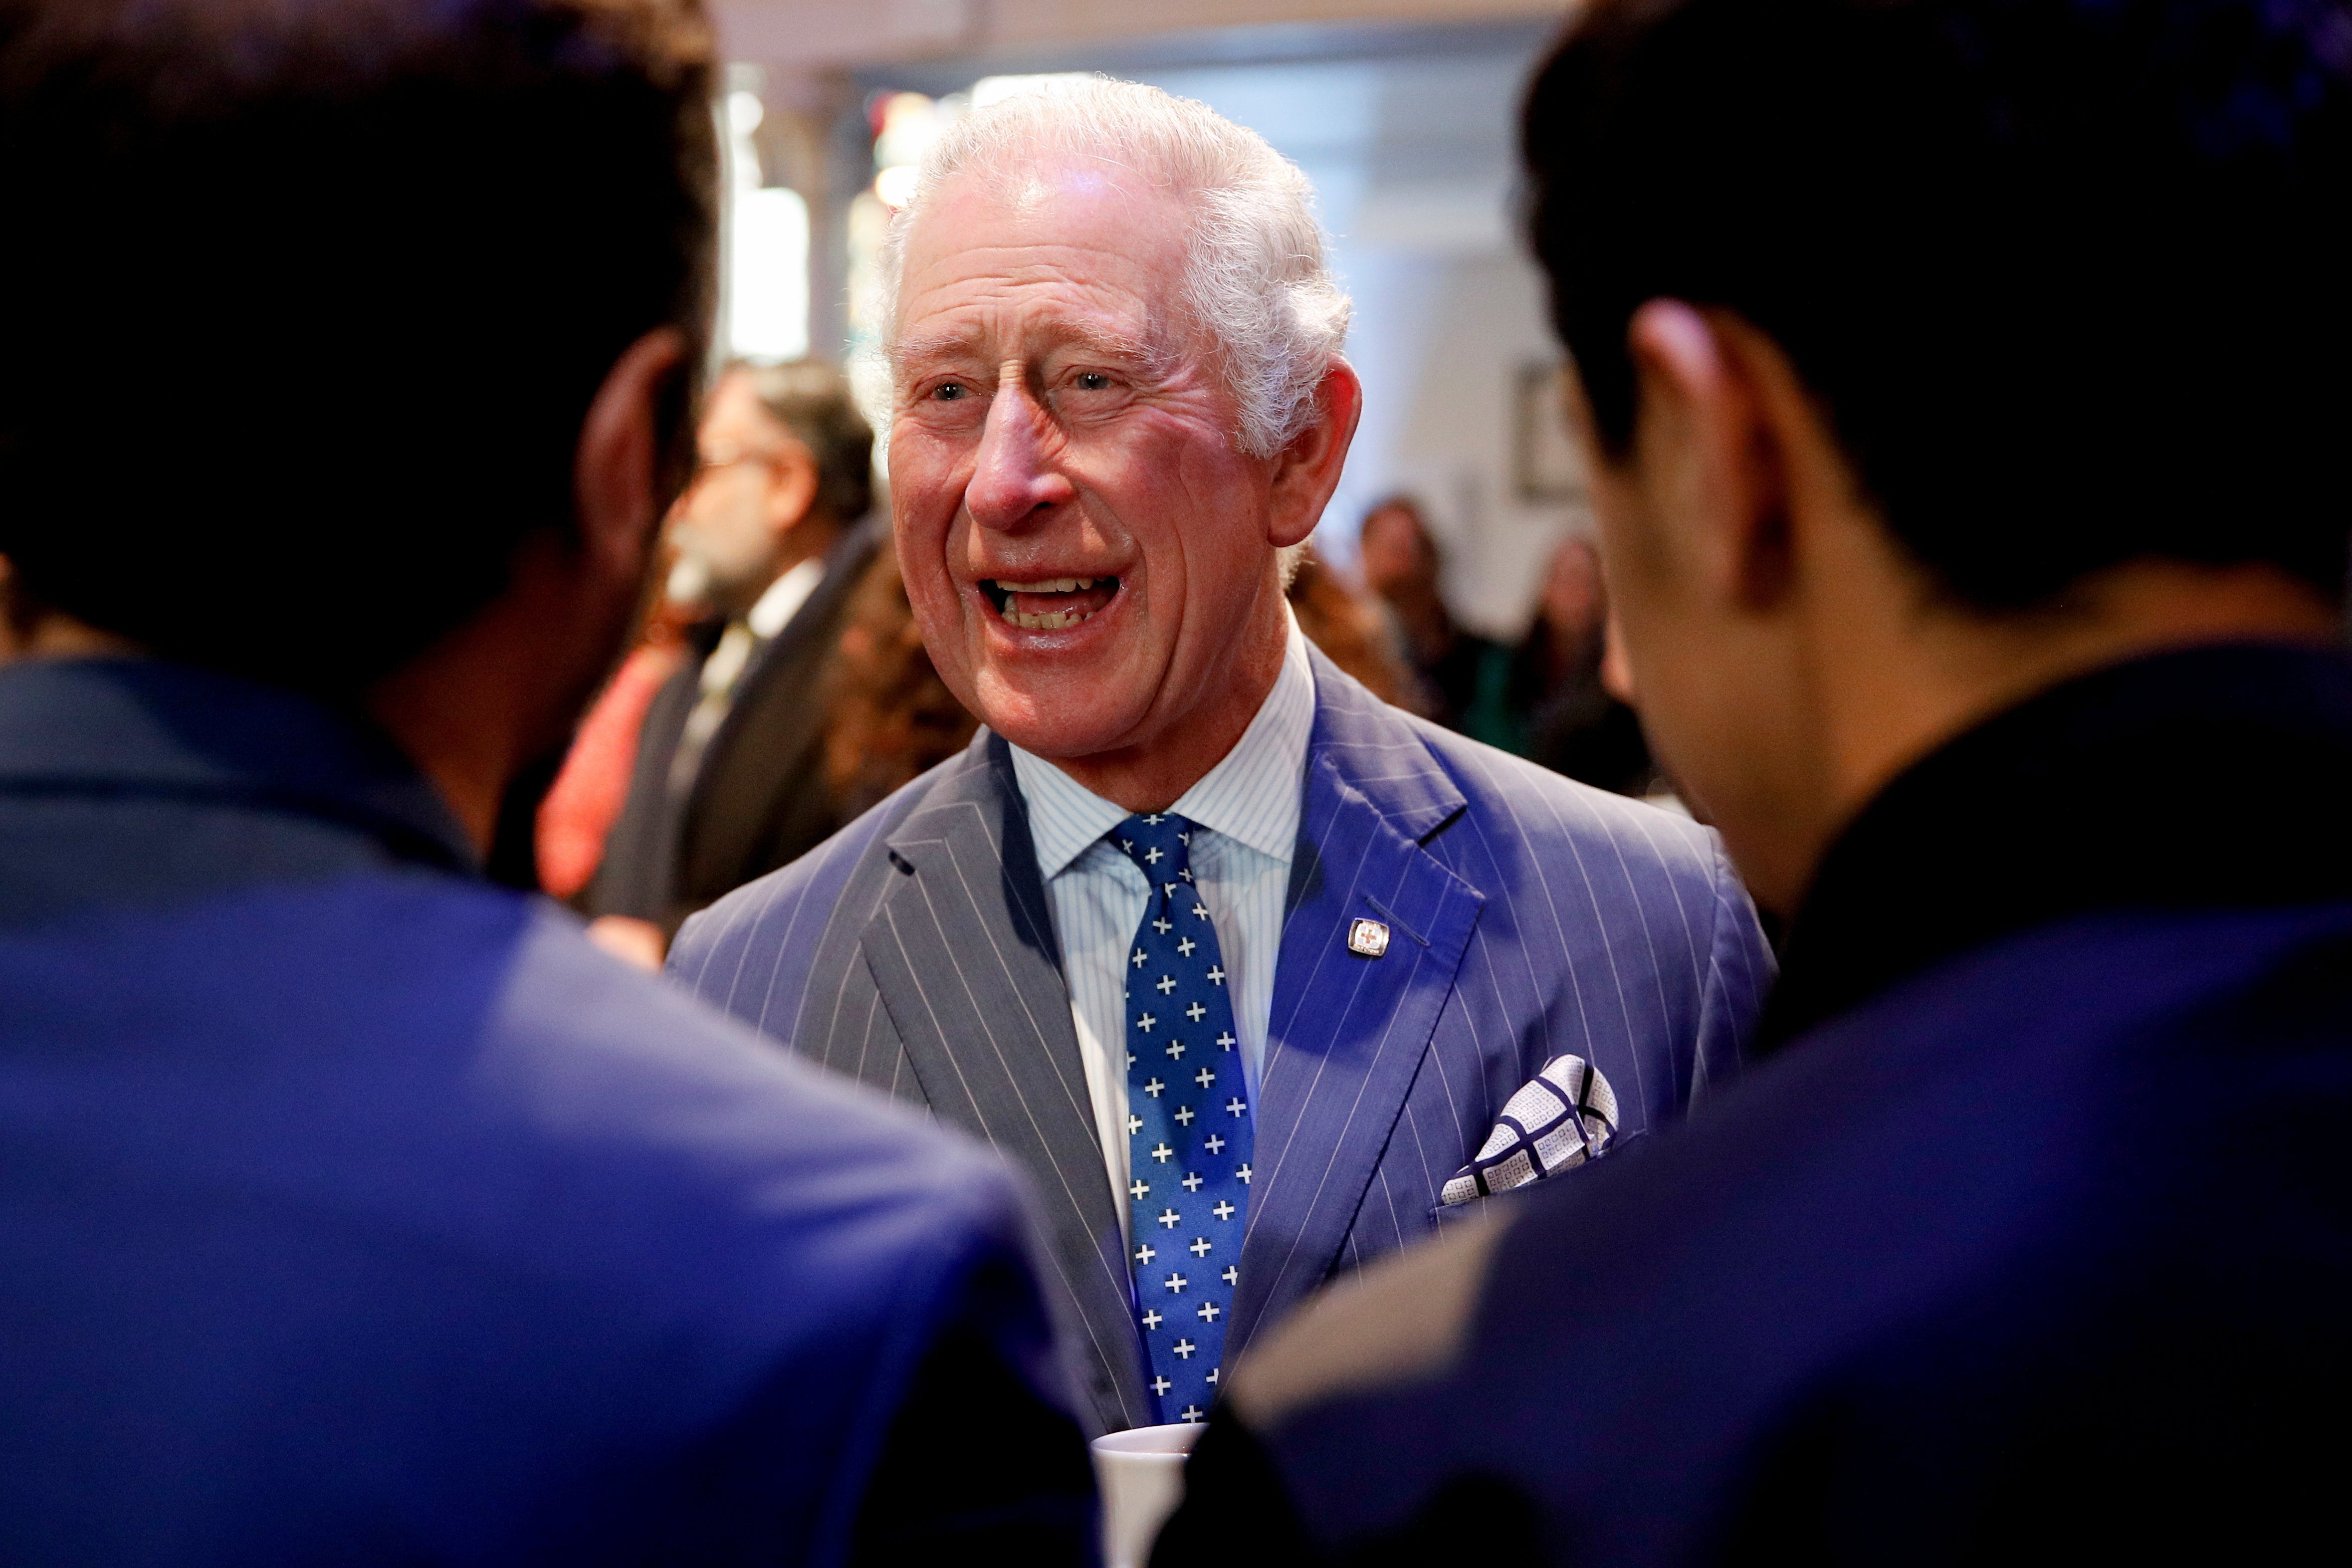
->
xmin=981 ymin=577 xmax=1122 ymax=631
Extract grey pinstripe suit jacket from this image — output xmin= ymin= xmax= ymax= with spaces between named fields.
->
xmin=670 ymin=648 xmax=1775 ymax=1433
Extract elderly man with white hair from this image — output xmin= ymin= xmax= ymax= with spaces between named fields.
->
xmin=670 ymin=79 xmax=1775 ymax=1435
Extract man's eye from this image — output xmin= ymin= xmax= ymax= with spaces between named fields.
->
xmin=932 ymin=381 xmax=969 ymax=401
xmin=1075 ymin=372 xmax=1112 ymax=392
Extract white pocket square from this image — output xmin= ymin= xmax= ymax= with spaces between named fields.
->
xmin=1441 ymin=1053 xmax=1619 ymax=1206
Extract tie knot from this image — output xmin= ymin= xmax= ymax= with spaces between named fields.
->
xmin=1113 ymin=812 xmax=1196 ymax=891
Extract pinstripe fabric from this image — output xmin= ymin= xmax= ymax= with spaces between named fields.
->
xmin=1010 ymin=617 xmax=1315 ymax=1239
xmin=671 ymin=646 xmax=1777 ymax=1434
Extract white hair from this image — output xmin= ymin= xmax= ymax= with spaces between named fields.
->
xmin=878 ymin=76 xmax=1353 ymax=459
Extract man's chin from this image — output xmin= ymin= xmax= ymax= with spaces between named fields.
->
xmin=969 ymin=675 xmax=1150 ymax=764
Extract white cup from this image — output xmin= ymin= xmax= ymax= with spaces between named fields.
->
xmin=1091 ymin=1421 xmax=1204 ymax=1568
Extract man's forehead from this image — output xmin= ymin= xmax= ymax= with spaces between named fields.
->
xmin=893 ymin=163 xmax=1193 ymax=357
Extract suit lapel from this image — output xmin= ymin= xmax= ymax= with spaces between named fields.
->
xmin=1233 ymin=652 xmax=1484 ymax=1350
xmin=852 ymin=736 xmax=1151 ymax=1431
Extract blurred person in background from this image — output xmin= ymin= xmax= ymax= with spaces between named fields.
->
xmin=669 ymin=77 xmax=1774 ymax=1437
xmin=1159 ymin=0 xmax=2352 ymax=1560
xmin=583 ymin=358 xmax=887 ymax=957
xmin=1465 ymin=533 xmax=1656 ymax=796
xmin=531 ymin=579 xmax=699 ymax=919
xmin=1284 ymin=542 xmax=1419 ymax=708
xmin=0 ymin=2 xmax=1090 ymax=1561
xmin=1355 ymin=493 xmax=1502 ymax=726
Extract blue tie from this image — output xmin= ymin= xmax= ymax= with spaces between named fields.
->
xmin=1113 ymin=812 xmax=1252 ymax=1425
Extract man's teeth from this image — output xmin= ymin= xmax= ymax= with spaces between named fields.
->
xmin=1000 ymin=605 xmax=1098 ymax=630
xmin=992 ymin=576 xmax=1108 ymax=629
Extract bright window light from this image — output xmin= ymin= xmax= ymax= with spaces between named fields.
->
xmin=874 ymin=163 xmax=919 ymax=210
xmin=728 ymin=185 xmax=809 ymax=362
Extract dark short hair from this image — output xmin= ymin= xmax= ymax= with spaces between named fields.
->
xmin=1522 ymin=0 xmax=2352 ymax=610
xmin=734 ymin=359 xmax=874 ymax=524
xmin=0 ymin=0 xmax=717 ymax=690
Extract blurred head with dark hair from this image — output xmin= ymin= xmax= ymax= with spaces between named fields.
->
xmin=0 ymin=0 xmax=716 ymax=695
xmin=1356 ymin=495 xmax=1442 ymax=604
xmin=1526 ymin=0 xmax=2352 ymax=612
xmin=1521 ymin=0 xmax=2351 ymax=908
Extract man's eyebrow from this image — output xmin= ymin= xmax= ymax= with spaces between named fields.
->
xmin=1043 ymin=323 xmax=1164 ymax=367
xmin=888 ymin=323 xmax=1172 ymax=376
xmin=888 ymin=330 xmax=986 ymax=373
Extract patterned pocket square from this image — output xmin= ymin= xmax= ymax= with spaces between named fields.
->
xmin=1441 ymin=1054 xmax=1619 ymax=1205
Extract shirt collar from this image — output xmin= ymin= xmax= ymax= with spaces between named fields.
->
xmin=1757 ymin=641 xmax=2352 ymax=1054
xmin=745 ymin=555 xmax=827 ymax=639
xmin=1011 ymin=611 xmax=1318 ymax=879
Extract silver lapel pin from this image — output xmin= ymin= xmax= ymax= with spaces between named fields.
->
xmin=1347 ymin=918 xmax=1391 ymax=959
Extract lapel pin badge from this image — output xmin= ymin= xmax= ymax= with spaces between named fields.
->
xmin=1347 ymin=918 xmax=1391 ymax=959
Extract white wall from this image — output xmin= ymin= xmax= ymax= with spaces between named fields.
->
xmin=1353 ymin=250 xmax=1588 ymax=639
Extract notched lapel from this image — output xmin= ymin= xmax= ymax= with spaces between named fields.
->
xmin=851 ymin=741 xmax=1151 ymax=1431
xmin=1236 ymin=668 xmax=1484 ymax=1350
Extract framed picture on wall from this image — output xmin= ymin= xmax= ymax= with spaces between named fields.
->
xmin=1515 ymin=361 xmax=1587 ymax=505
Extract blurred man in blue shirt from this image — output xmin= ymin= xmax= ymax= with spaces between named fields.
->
xmin=0 ymin=3 xmax=1090 ymax=1563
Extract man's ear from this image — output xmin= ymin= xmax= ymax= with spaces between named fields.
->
xmin=1266 ymin=356 xmax=1365 ymax=549
xmin=762 ymin=442 xmax=822 ymax=537
xmin=574 ymin=326 xmax=690 ymax=584
xmin=1622 ymin=301 xmax=1792 ymax=612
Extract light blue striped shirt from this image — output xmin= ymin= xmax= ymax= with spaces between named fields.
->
xmin=1009 ymin=615 xmax=1316 ymax=1241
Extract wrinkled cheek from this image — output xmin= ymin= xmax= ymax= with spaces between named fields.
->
xmin=888 ymin=510 xmax=964 ymax=654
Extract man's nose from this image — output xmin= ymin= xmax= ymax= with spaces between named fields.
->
xmin=965 ymin=380 xmax=1077 ymax=531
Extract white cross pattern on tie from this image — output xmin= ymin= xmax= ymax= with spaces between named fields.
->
xmin=1112 ymin=811 xmax=1254 ymax=1425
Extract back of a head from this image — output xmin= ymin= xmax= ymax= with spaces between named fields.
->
xmin=1523 ymin=0 xmax=2352 ymax=610
xmin=0 ymin=0 xmax=716 ymax=693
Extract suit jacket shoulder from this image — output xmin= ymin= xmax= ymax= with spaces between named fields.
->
xmin=671 ymin=728 xmax=985 ymax=1051
xmin=1166 ymin=902 xmax=2352 ymax=1566
xmin=1408 ymin=698 xmax=1771 ymax=1103
xmin=1289 ymin=652 xmax=1771 ymax=1134
xmin=0 ymin=675 xmax=1073 ymax=1562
